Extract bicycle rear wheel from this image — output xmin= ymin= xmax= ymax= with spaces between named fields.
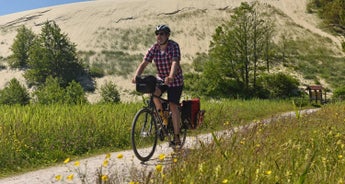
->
xmin=131 ymin=108 xmax=158 ymax=162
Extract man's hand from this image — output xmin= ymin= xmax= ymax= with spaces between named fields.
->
xmin=132 ymin=77 xmax=136 ymax=84
xmin=165 ymin=76 xmax=173 ymax=85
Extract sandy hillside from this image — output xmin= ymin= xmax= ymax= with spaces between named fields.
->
xmin=0 ymin=0 xmax=343 ymax=102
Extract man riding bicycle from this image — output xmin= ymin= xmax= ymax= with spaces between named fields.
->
xmin=132 ymin=25 xmax=183 ymax=146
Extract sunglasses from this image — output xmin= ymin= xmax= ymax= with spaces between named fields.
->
xmin=155 ymin=32 xmax=166 ymax=36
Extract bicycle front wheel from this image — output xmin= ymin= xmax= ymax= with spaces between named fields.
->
xmin=131 ymin=108 xmax=158 ymax=162
xmin=179 ymin=119 xmax=188 ymax=147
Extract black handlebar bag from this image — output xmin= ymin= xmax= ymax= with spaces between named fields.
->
xmin=136 ymin=75 xmax=157 ymax=93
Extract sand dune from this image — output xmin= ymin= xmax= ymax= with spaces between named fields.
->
xmin=0 ymin=0 xmax=342 ymax=102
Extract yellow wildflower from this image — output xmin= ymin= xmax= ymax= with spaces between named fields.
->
xmin=55 ymin=175 xmax=62 ymax=181
xmin=63 ymin=158 xmax=70 ymax=164
xmin=222 ymin=179 xmax=229 ymax=183
xmin=105 ymin=153 xmax=111 ymax=159
xmin=67 ymin=174 xmax=74 ymax=181
xmin=265 ymin=170 xmax=272 ymax=175
xmin=173 ymin=158 xmax=178 ymax=163
xmin=117 ymin=153 xmax=123 ymax=159
xmin=156 ymin=164 xmax=163 ymax=172
xmin=101 ymin=175 xmax=109 ymax=181
xmin=103 ymin=159 xmax=109 ymax=167
xmin=159 ymin=154 xmax=166 ymax=161
xmin=339 ymin=155 xmax=343 ymax=159
xmin=74 ymin=161 xmax=80 ymax=166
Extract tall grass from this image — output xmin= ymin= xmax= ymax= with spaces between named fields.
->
xmin=201 ymin=99 xmax=300 ymax=130
xmin=0 ymin=103 xmax=140 ymax=176
xmin=142 ymin=102 xmax=345 ymax=184
xmin=0 ymin=99 xmax=298 ymax=177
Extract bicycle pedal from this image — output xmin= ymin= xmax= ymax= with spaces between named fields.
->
xmin=169 ymin=141 xmax=181 ymax=147
xmin=171 ymin=145 xmax=182 ymax=152
xmin=158 ymin=129 xmax=164 ymax=141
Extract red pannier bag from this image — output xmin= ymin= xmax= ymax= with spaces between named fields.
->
xmin=181 ymin=98 xmax=205 ymax=129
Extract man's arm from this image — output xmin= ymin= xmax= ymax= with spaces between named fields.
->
xmin=166 ymin=60 xmax=179 ymax=84
xmin=132 ymin=60 xmax=149 ymax=83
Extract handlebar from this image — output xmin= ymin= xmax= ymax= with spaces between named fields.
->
xmin=135 ymin=75 xmax=168 ymax=94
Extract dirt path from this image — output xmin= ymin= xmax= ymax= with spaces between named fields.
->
xmin=0 ymin=109 xmax=319 ymax=184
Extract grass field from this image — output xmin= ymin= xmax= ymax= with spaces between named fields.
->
xmin=0 ymin=99 xmax=298 ymax=178
xmin=139 ymin=102 xmax=345 ymax=184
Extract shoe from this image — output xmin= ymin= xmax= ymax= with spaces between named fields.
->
xmin=169 ymin=134 xmax=181 ymax=147
xmin=169 ymin=140 xmax=181 ymax=146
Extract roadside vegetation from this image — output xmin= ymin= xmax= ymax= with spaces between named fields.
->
xmin=133 ymin=102 xmax=345 ymax=184
xmin=0 ymin=99 xmax=297 ymax=177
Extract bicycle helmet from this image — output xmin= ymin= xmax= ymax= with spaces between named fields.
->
xmin=155 ymin=25 xmax=171 ymax=35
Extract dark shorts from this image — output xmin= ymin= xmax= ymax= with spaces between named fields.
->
xmin=158 ymin=85 xmax=183 ymax=105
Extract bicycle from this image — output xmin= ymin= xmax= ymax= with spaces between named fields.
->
xmin=131 ymin=75 xmax=188 ymax=162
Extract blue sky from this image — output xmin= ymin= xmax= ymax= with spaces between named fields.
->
xmin=0 ymin=0 xmax=90 ymax=16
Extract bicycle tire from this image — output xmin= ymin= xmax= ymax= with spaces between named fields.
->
xmin=167 ymin=116 xmax=188 ymax=148
xmin=179 ymin=119 xmax=188 ymax=147
xmin=131 ymin=108 xmax=158 ymax=162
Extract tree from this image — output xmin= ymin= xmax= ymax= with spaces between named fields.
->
xmin=0 ymin=78 xmax=30 ymax=105
xmin=8 ymin=26 xmax=36 ymax=68
xmin=208 ymin=2 xmax=275 ymax=97
xmin=310 ymin=0 xmax=345 ymax=33
xmin=24 ymin=21 xmax=85 ymax=87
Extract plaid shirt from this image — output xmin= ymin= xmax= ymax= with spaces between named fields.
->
xmin=144 ymin=40 xmax=183 ymax=87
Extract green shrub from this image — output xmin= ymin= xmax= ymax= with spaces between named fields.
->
xmin=33 ymin=76 xmax=65 ymax=104
xmin=0 ymin=78 xmax=30 ymax=105
xmin=332 ymin=86 xmax=345 ymax=101
xmin=65 ymin=80 xmax=87 ymax=105
xmin=192 ymin=52 xmax=208 ymax=72
xmin=89 ymin=65 xmax=105 ymax=78
xmin=256 ymin=73 xmax=301 ymax=99
xmin=33 ymin=77 xmax=87 ymax=104
xmin=100 ymin=81 xmax=121 ymax=103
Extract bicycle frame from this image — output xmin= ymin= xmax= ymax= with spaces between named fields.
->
xmin=146 ymin=94 xmax=174 ymax=140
